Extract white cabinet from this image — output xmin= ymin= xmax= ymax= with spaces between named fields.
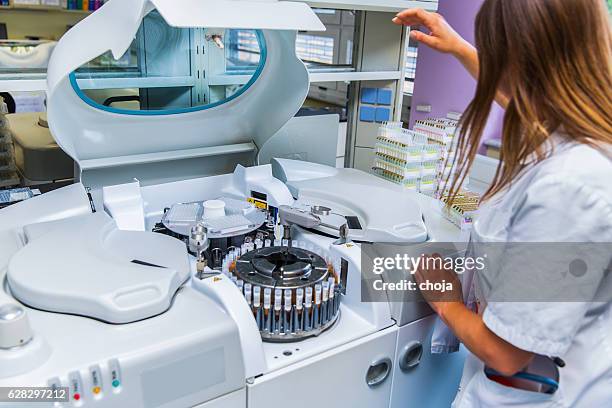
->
xmin=390 ymin=316 xmax=467 ymax=408
xmin=248 ymin=327 xmax=398 ymax=408
xmin=194 ymin=388 xmax=246 ymax=408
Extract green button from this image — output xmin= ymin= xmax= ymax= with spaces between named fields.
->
xmin=112 ymin=380 xmax=120 ymax=388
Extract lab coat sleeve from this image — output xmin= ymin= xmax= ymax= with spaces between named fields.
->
xmin=482 ymin=175 xmax=612 ymax=356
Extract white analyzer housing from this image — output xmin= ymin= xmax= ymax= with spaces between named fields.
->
xmin=0 ymin=1 xmax=466 ymax=407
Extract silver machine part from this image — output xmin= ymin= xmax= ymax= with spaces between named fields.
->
xmin=278 ymin=205 xmax=321 ymax=249
xmin=189 ymin=224 xmax=209 ymax=255
xmin=310 ymin=205 xmax=331 ymax=216
xmin=278 ymin=205 xmax=351 ymax=247
xmin=333 ymin=223 xmax=350 ymax=246
xmin=278 ymin=205 xmax=321 ymax=229
xmin=189 ymin=223 xmax=209 ymax=275
xmin=224 ymin=244 xmax=342 ymax=343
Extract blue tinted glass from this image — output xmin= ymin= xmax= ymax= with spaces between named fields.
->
xmin=70 ymin=12 xmax=266 ymax=115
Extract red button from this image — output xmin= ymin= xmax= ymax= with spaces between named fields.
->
xmin=74 ymin=393 xmax=81 ymax=401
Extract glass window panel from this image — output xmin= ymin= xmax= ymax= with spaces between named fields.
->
xmin=225 ymin=29 xmax=260 ymax=70
xmin=404 ymin=34 xmax=419 ymax=95
xmin=69 ymin=12 xmax=264 ymax=114
xmin=296 ymin=34 xmax=335 ymax=65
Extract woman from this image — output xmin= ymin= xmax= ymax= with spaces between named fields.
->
xmin=393 ymin=1 xmax=611 ymax=407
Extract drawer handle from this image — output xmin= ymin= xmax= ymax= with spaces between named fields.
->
xmin=366 ymin=357 xmax=392 ymax=387
xmin=399 ymin=341 xmax=423 ymax=372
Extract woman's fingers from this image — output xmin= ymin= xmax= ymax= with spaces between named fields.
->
xmin=394 ymin=8 xmax=436 ymax=28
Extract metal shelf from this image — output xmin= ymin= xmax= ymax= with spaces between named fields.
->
xmin=0 ymin=68 xmax=403 ymax=92
xmin=294 ymin=0 xmax=438 ymax=12
xmin=209 ymin=69 xmax=402 ymax=87
xmin=0 ymin=4 xmax=91 ymax=14
xmin=309 ymin=70 xmax=402 ymax=82
xmin=74 ymin=76 xmax=196 ymax=90
xmin=0 ymin=78 xmax=47 ymax=92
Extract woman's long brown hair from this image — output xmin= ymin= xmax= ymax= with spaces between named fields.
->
xmin=445 ymin=0 xmax=612 ymax=204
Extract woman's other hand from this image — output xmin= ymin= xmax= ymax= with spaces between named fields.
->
xmin=414 ymin=253 xmax=464 ymax=318
xmin=415 ymin=254 xmax=533 ymax=375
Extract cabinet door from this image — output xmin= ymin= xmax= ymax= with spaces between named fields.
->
xmin=194 ymin=388 xmax=245 ymax=408
xmin=248 ymin=327 xmax=397 ymax=408
xmin=390 ymin=316 xmax=467 ymax=408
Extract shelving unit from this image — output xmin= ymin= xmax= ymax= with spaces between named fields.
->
xmin=74 ymin=76 xmax=196 ymax=91
xmin=296 ymin=0 xmax=438 ymax=12
xmin=0 ymin=4 xmax=91 ymax=14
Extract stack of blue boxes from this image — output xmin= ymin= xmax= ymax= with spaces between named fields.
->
xmin=359 ymin=87 xmax=393 ymax=123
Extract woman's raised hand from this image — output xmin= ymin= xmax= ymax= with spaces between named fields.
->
xmin=392 ymin=8 xmax=471 ymax=57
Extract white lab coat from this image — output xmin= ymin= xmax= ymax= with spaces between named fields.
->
xmin=451 ymin=134 xmax=612 ymax=407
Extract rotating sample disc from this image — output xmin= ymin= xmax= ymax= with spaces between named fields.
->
xmin=223 ymin=245 xmax=342 ymax=342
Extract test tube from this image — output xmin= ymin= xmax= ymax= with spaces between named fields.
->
xmin=333 ymin=285 xmax=341 ymax=315
xmin=328 ymin=278 xmax=335 ymax=320
xmin=255 ymin=239 xmax=263 ymax=249
xmin=264 ymin=287 xmax=272 ymax=307
xmin=284 ymin=289 xmax=292 ymax=311
xmin=244 ymin=283 xmax=252 ymax=306
xmin=237 ymin=279 xmax=244 ymax=293
xmin=314 ymin=284 xmax=322 ymax=328
xmin=321 ymin=281 xmax=329 ymax=324
xmin=333 ymin=257 xmax=341 ymax=282
xmin=295 ymin=288 xmax=304 ymax=332
xmin=264 ymin=239 xmax=271 ymax=248
xmin=305 ymin=287 xmax=313 ymax=307
xmin=253 ymin=285 xmax=261 ymax=308
xmin=263 ymin=288 xmax=272 ymax=333
xmin=304 ymin=287 xmax=313 ymax=331
xmin=274 ymin=289 xmax=283 ymax=334
xmin=253 ymin=285 xmax=262 ymax=329
xmin=274 ymin=289 xmax=283 ymax=307
xmin=315 ymin=284 xmax=322 ymax=304
xmin=291 ymin=240 xmax=298 ymax=248
xmin=284 ymin=289 xmax=292 ymax=334
xmin=274 ymin=239 xmax=281 ymax=247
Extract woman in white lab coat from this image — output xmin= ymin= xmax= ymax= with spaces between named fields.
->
xmin=393 ymin=1 xmax=611 ymax=407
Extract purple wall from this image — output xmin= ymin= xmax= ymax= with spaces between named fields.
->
xmin=409 ymin=0 xmax=503 ymax=151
